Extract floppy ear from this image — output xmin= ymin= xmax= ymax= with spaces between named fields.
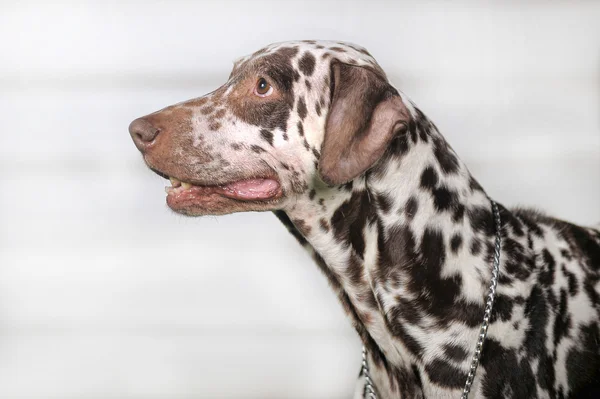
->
xmin=318 ymin=62 xmax=411 ymax=185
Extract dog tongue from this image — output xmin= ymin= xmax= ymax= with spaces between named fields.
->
xmin=221 ymin=178 xmax=280 ymax=200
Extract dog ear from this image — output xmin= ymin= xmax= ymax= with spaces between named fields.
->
xmin=318 ymin=62 xmax=411 ymax=185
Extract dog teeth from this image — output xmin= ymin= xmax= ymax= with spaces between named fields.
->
xmin=165 ymin=177 xmax=193 ymax=193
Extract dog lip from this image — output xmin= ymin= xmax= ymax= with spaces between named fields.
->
xmin=165 ymin=177 xmax=281 ymax=198
xmin=164 ymin=175 xmax=283 ymax=212
xmin=147 ymin=163 xmax=283 ymax=213
xmin=218 ymin=178 xmax=282 ymax=200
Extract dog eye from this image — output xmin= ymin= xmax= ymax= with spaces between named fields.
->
xmin=254 ymin=78 xmax=273 ymax=97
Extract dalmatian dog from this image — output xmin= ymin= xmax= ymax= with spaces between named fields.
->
xmin=129 ymin=40 xmax=600 ymax=398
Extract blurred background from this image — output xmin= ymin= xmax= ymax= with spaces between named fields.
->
xmin=0 ymin=1 xmax=599 ymax=398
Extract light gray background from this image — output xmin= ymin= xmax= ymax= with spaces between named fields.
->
xmin=1 ymin=1 xmax=599 ymax=398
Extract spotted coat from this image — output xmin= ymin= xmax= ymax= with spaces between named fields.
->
xmin=129 ymin=40 xmax=600 ymax=398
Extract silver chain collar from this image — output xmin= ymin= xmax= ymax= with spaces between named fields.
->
xmin=361 ymin=345 xmax=378 ymax=399
xmin=361 ymin=200 xmax=502 ymax=399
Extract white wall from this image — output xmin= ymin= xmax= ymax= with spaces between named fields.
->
xmin=1 ymin=1 xmax=599 ymax=398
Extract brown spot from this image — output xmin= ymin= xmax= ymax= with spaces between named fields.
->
xmin=212 ymin=92 xmax=225 ymax=106
xmin=200 ymin=105 xmax=215 ymax=115
xmin=231 ymin=143 xmax=242 ymax=151
xmin=276 ymin=46 xmax=299 ymax=60
xmin=443 ymin=343 xmax=468 ymax=361
xmin=283 ymin=132 xmax=288 ymax=141
xmin=376 ymin=192 xmax=392 ymax=214
xmin=298 ymin=52 xmax=316 ymax=76
xmin=309 ymin=189 xmax=316 ymax=200
xmin=297 ymin=121 xmax=304 ymax=136
xmin=305 ymin=79 xmax=312 ymax=91
xmin=315 ymin=102 xmax=321 ymax=116
xmin=358 ymin=47 xmax=372 ymax=56
xmin=303 ymin=138 xmax=310 ymax=150
xmin=251 ymin=145 xmax=265 ymax=153
xmin=260 ymin=129 xmax=274 ymax=146
xmin=319 ymin=218 xmax=330 ymax=232
xmin=346 ymin=254 xmax=364 ymax=285
xmin=405 ymin=197 xmax=418 ymax=220
xmin=297 ymin=97 xmax=308 ymax=120
xmin=470 ymin=239 xmax=482 ymax=255
xmin=209 ymin=122 xmax=221 ymax=131
xmin=322 ymin=53 xmax=331 ymax=59
xmin=312 ymin=148 xmax=320 ymax=158
xmin=316 ymin=45 xmax=324 ymax=49
xmin=214 ymin=108 xmax=226 ymax=119
xmin=292 ymin=218 xmax=312 ymax=236
xmin=450 ymin=234 xmax=463 ymax=254
xmin=330 ymin=46 xmax=347 ymax=53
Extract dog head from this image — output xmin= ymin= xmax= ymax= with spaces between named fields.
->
xmin=129 ymin=40 xmax=412 ymax=216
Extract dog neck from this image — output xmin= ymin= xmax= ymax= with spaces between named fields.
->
xmin=277 ymin=107 xmax=499 ymax=395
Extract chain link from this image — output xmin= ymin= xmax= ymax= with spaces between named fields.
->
xmin=461 ymin=200 xmax=502 ymax=398
xmin=361 ymin=345 xmax=378 ymax=399
xmin=361 ymin=200 xmax=502 ymax=399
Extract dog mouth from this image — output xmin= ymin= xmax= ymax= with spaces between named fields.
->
xmin=165 ymin=176 xmax=281 ymax=201
xmin=161 ymin=173 xmax=282 ymax=215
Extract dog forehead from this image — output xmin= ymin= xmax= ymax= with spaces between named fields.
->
xmin=232 ymin=40 xmax=384 ymax=78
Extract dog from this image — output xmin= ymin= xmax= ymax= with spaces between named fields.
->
xmin=129 ymin=40 xmax=600 ymax=398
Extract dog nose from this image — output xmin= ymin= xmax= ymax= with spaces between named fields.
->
xmin=129 ymin=117 xmax=160 ymax=152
